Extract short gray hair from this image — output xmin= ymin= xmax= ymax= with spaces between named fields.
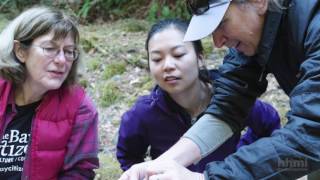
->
xmin=0 ymin=6 xmax=80 ymax=86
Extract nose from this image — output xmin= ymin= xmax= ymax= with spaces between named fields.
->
xmin=54 ymin=50 xmax=67 ymax=64
xmin=212 ymin=31 xmax=227 ymax=48
xmin=163 ymin=56 xmax=176 ymax=72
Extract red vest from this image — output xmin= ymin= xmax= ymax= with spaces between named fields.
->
xmin=0 ymin=79 xmax=85 ymax=180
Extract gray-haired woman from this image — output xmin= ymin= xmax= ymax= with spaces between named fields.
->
xmin=0 ymin=6 xmax=99 ymax=179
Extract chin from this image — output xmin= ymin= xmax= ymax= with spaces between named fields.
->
xmin=44 ymin=81 xmax=64 ymax=91
xmin=242 ymin=49 xmax=256 ymax=56
xmin=238 ymin=44 xmax=256 ymax=56
xmin=166 ymin=87 xmax=184 ymax=96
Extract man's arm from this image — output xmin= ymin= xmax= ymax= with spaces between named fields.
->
xmin=183 ymin=49 xmax=268 ymax=158
xmin=204 ymin=9 xmax=320 ymax=179
xmin=156 ymin=114 xmax=233 ymax=166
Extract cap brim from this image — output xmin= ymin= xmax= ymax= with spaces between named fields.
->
xmin=184 ymin=1 xmax=231 ymax=42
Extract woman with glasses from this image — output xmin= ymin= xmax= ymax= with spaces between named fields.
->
xmin=117 ymin=19 xmax=280 ymax=173
xmin=0 ymin=6 xmax=99 ymax=179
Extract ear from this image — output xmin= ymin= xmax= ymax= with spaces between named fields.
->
xmin=13 ymin=40 xmax=28 ymax=63
xmin=253 ymin=0 xmax=268 ymax=15
xmin=197 ymin=54 xmax=205 ymax=68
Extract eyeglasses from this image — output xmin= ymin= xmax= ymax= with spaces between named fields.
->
xmin=187 ymin=0 xmax=231 ymax=15
xmin=30 ymin=44 xmax=79 ymax=62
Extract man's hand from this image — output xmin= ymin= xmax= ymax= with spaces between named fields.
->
xmin=147 ymin=160 xmax=205 ymax=180
xmin=118 ymin=160 xmax=205 ymax=180
xmin=118 ymin=161 xmax=156 ymax=180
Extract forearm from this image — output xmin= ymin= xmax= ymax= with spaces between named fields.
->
xmin=184 ymin=114 xmax=233 ymax=158
xmin=156 ymin=114 xmax=233 ymax=166
xmin=156 ymin=137 xmax=201 ymax=167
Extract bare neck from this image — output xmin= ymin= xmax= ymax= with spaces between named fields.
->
xmin=170 ymin=80 xmax=212 ymax=118
xmin=15 ymin=82 xmax=45 ymax=106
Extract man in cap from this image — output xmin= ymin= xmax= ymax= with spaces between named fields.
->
xmin=119 ymin=0 xmax=320 ymax=179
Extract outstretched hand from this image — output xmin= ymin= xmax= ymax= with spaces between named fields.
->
xmin=118 ymin=161 xmax=155 ymax=180
xmin=118 ymin=160 xmax=204 ymax=180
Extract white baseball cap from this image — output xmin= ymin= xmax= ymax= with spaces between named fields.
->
xmin=184 ymin=0 xmax=232 ymax=41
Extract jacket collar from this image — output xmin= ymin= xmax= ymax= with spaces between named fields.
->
xmin=151 ymin=85 xmax=191 ymax=125
xmin=254 ymin=7 xmax=285 ymax=67
xmin=151 ymin=85 xmax=187 ymax=114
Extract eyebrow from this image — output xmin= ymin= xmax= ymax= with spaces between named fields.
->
xmin=172 ymin=45 xmax=185 ymax=50
xmin=40 ymin=40 xmax=76 ymax=48
xmin=150 ymin=45 xmax=185 ymax=54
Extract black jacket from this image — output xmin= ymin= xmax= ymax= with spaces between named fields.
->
xmin=203 ymin=0 xmax=320 ymax=179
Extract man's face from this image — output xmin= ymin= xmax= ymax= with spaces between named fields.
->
xmin=212 ymin=2 xmax=267 ymax=56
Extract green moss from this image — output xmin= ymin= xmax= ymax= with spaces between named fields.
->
xmin=122 ymin=19 xmax=148 ymax=32
xmin=99 ymin=82 xmax=122 ymax=107
xmin=140 ymin=76 xmax=154 ymax=91
xmin=202 ymin=37 xmax=213 ymax=58
xmin=87 ymin=57 xmax=101 ymax=71
xmin=79 ymin=79 xmax=89 ymax=88
xmin=80 ymin=35 xmax=99 ymax=53
xmin=95 ymin=153 xmax=122 ymax=179
xmin=102 ymin=62 xmax=126 ymax=80
xmin=127 ymin=54 xmax=148 ymax=69
xmin=126 ymin=95 xmax=138 ymax=108
xmin=111 ymin=118 xmax=120 ymax=127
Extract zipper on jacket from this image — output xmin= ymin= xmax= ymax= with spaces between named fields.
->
xmin=259 ymin=66 xmax=267 ymax=82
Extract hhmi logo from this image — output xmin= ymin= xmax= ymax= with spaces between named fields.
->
xmin=277 ymin=158 xmax=308 ymax=171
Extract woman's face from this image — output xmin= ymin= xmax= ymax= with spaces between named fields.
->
xmin=148 ymin=27 xmax=201 ymax=95
xmin=18 ymin=31 xmax=76 ymax=94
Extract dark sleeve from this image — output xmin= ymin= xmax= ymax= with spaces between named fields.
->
xmin=204 ymin=9 xmax=320 ymax=180
xmin=205 ymin=49 xmax=268 ymax=133
xmin=237 ymin=100 xmax=281 ymax=147
xmin=116 ymin=102 xmax=149 ymax=171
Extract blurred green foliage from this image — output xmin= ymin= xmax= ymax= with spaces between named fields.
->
xmin=99 ymin=81 xmax=122 ymax=107
xmin=140 ymin=76 xmax=154 ymax=92
xmin=102 ymin=61 xmax=126 ymax=80
xmin=147 ymin=0 xmax=190 ymax=22
xmin=94 ymin=153 xmax=122 ymax=179
xmin=87 ymin=57 xmax=101 ymax=71
xmin=0 ymin=0 xmax=191 ymax=23
xmin=0 ymin=14 xmax=9 ymax=31
xmin=122 ymin=19 xmax=148 ymax=32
